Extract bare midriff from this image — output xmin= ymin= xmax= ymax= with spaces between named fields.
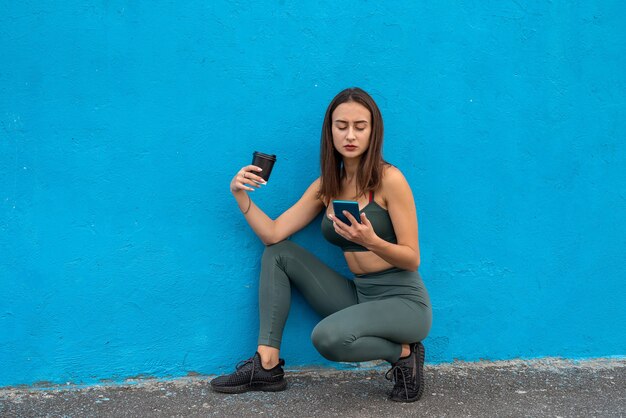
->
xmin=324 ymin=191 xmax=396 ymax=275
xmin=344 ymin=251 xmax=395 ymax=275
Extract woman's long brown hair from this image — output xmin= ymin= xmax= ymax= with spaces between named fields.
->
xmin=318 ymin=87 xmax=387 ymax=204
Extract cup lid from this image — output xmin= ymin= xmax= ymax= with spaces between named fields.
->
xmin=253 ymin=151 xmax=276 ymax=161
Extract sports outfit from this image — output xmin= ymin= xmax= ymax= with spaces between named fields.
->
xmin=212 ymin=191 xmax=431 ymax=401
xmin=257 ymin=191 xmax=432 ymax=363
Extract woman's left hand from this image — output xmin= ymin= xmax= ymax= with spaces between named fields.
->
xmin=329 ymin=211 xmax=379 ymax=249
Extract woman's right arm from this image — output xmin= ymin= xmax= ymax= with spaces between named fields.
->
xmin=231 ymin=165 xmax=324 ymax=245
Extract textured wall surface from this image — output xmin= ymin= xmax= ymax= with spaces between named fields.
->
xmin=1 ymin=1 xmax=625 ymax=387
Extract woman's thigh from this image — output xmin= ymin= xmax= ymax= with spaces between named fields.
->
xmin=261 ymin=240 xmax=358 ymax=317
xmin=315 ymin=297 xmax=432 ymax=344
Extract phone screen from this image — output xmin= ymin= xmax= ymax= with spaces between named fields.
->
xmin=332 ymin=200 xmax=361 ymax=226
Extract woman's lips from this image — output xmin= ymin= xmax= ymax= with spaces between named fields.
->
xmin=344 ymin=145 xmax=357 ymax=150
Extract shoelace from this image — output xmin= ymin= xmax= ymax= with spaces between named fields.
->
xmin=385 ymin=364 xmax=412 ymax=400
xmin=235 ymin=357 xmax=257 ymax=385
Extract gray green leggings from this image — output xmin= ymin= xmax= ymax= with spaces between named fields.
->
xmin=258 ymin=240 xmax=432 ymax=364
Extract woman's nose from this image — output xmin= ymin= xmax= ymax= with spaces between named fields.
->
xmin=346 ymin=127 xmax=356 ymax=140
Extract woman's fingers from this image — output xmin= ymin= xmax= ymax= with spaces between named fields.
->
xmin=332 ymin=220 xmax=348 ymax=239
xmin=242 ymin=172 xmax=261 ymax=188
xmin=245 ymin=165 xmax=265 ymax=184
xmin=231 ymin=165 xmax=264 ymax=193
xmin=238 ymin=177 xmax=255 ymax=192
xmin=328 ymin=213 xmax=348 ymax=229
xmin=329 ymin=212 xmax=373 ymax=244
xmin=234 ymin=172 xmax=255 ymax=191
xmin=246 ymin=164 xmax=263 ymax=173
xmin=329 ymin=214 xmax=353 ymax=240
xmin=235 ymin=166 xmax=266 ymax=190
xmin=242 ymin=166 xmax=266 ymax=186
xmin=342 ymin=211 xmax=359 ymax=226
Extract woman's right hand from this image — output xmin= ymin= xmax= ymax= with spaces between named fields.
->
xmin=230 ymin=165 xmax=266 ymax=193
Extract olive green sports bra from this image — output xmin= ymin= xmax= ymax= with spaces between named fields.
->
xmin=321 ymin=191 xmax=398 ymax=252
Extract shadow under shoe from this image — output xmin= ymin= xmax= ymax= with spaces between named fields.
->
xmin=385 ymin=342 xmax=425 ymax=402
xmin=210 ymin=352 xmax=287 ymax=394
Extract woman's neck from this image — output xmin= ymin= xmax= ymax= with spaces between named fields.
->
xmin=342 ymin=157 xmax=360 ymax=182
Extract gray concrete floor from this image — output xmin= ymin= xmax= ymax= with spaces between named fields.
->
xmin=1 ymin=358 xmax=624 ymax=417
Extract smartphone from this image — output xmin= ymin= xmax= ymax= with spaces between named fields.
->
xmin=332 ymin=200 xmax=361 ymax=226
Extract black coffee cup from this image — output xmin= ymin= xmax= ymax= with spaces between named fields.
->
xmin=252 ymin=151 xmax=276 ymax=182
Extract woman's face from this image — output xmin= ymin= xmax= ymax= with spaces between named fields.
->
xmin=331 ymin=101 xmax=372 ymax=160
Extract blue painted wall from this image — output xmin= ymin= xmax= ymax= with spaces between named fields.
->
xmin=1 ymin=1 xmax=625 ymax=387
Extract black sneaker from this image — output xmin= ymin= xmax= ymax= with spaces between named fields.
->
xmin=210 ymin=352 xmax=287 ymax=394
xmin=385 ymin=342 xmax=425 ymax=402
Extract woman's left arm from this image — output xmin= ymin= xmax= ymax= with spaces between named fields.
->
xmin=329 ymin=167 xmax=420 ymax=271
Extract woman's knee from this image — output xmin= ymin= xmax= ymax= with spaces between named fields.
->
xmin=311 ymin=322 xmax=353 ymax=362
xmin=262 ymin=240 xmax=299 ymax=262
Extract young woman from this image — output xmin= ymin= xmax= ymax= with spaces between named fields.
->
xmin=211 ymin=87 xmax=432 ymax=402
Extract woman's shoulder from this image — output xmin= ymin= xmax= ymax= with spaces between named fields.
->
xmin=379 ymin=164 xmax=411 ymax=200
xmin=309 ymin=176 xmax=322 ymax=195
xmin=381 ymin=164 xmax=407 ymax=186
xmin=307 ymin=176 xmax=326 ymax=205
